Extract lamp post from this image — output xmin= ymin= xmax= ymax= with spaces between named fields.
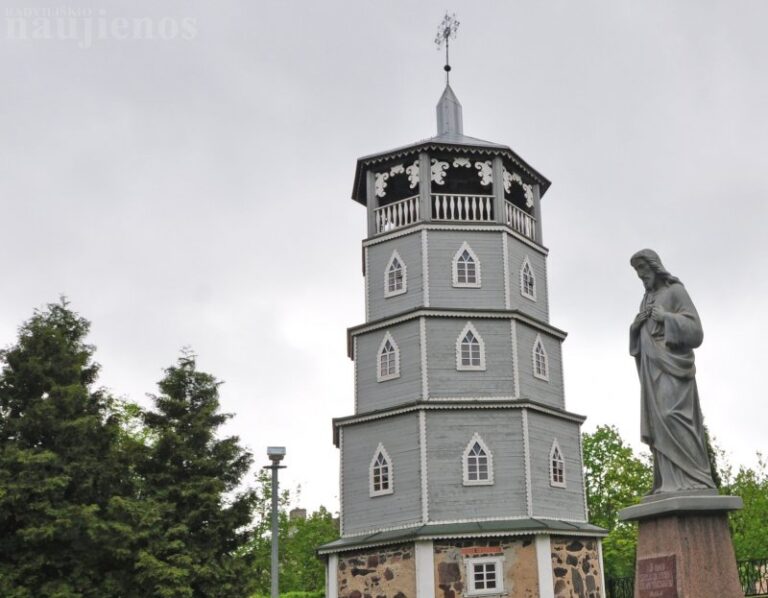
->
xmin=264 ymin=446 xmax=286 ymax=598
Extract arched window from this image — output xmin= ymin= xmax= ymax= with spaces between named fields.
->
xmin=377 ymin=332 xmax=400 ymax=382
xmin=463 ymin=434 xmax=494 ymax=485
xmin=520 ymin=256 xmax=536 ymax=300
xmin=452 ymin=242 xmax=481 ymax=287
xmin=384 ymin=251 xmax=407 ymax=297
xmin=550 ymin=440 xmax=566 ymax=488
xmin=456 ymin=322 xmax=486 ymax=371
xmin=370 ymin=444 xmax=394 ymax=496
xmin=532 ymin=335 xmax=549 ymax=381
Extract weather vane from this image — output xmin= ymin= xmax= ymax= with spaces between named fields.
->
xmin=434 ymin=12 xmax=460 ymax=84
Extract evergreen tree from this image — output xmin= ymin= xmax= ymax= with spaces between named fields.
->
xmin=0 ymin=300 xmax=133 ymax=596
xmin=137 ymin=352 xmax=256 ymax=597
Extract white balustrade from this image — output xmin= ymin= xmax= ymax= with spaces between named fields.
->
xmin=431 ymin=194 xmax=494 ymax=223
xmin=373 ymin=194 xmax=536 ymax=242
xmin=374 ymin=195 xmax=420 ymax=233
xmin=505 ymin=201 xmax=537 ymax=241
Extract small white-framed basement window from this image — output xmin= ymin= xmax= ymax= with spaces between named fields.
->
xmin=377 ymin=332 xmax=400 ymax=382
xmin=456 ymin=322 xmax=486 ymax=371
xmin=550 ymin=439 xmax=566 ymax=488
xmin=384 ymin=250 xmax=407 ymax=297
xmin=452 ymin=242 xmax=481 ymax=288
xmin=369 ymin=443 xmax=394 ymax=497
xmin=463 ymin=433 xmax=494 ymax=486
xmin=532 ymin=334 xmax=549 ymax=381
xmin=520 ymin=256 xmax=536 ymax=300
xmin=465 ymin=556 xmax=505 ymax=596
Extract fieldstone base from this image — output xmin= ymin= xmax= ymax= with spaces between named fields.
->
xmin=631 ymin=513 xmax=743 ymax=598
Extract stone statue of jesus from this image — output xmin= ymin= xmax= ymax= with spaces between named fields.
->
xmin=629 ymin=249 xmax=716 ymax=494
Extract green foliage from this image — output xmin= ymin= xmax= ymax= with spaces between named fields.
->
xmin=0 ymin=300 xmax=134 ymax=595
xmin=0 ymin=303 xmax=259 ymax=597
xmin=245 ymin=472 xmax=338 ymax=596
xmin=136 ymin=352 xmax=257 ymax=597
xmin=281 ymin=507 xmax=338 ymax=592
xmin=582 ymin=425 xmax=652 ymax=578
xmin=251 ymin=592 xmax=325 ymax=598
xmin=722 ymin=454 xmax=768 ymax=560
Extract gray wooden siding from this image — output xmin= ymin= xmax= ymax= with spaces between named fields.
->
xmin=367 ymin=233 xmax=424 ymax=321
xmin=425 ymin=410 xmax=527 ymax=521
xmin=515 ymin=324 xmax=565 ymax=408
xmin=427 ymin=230 xmax=506 ymax=310
xmin=425 ymin=317 xmax=515 ymax=399
xmin=506 ymin=235 xmax=550 ymax=322
xmin=340 ymin=413 xmax=423 ymax=535
xmin=526 ymin=411 xmax=587 ymax=521
xmin=355 ymin=319 xmax=422 ymax=414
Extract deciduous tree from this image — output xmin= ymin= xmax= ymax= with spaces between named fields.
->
xmin=582 ymin=425 xmax=652 ymax=578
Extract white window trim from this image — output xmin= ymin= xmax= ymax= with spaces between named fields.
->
xmin=520 ymin=255 xmax=536 ymax=301
xmin=384 ymin=250 xmax=407 ymax=298
xmin=369 ymin=443 xmax=394 ymax=497
xmin=456 ymin=322 xmax=486 ymax=371
xmin=549 ymin=439 xmax=566 ymax=488
xmin=452 ymin=242 xmax=482 ymax=288
xmin=465 ymin=556 xmax=505 ymax=596
xmin=532 ymin=334 xmax=549 ymax=381
xmin=462 ymin=433 xmax=494 ymax=486
xmin=377 ymin=331 xmax=401 ymax=382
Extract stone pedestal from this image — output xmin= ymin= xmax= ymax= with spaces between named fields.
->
xmin=619 ymin=494 xmax=744 ymax=598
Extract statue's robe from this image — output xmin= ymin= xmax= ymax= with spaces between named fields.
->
xmin=630 ymin=282 xmax=716 ymax=493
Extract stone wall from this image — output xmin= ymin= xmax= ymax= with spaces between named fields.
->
xmin=550 ymin=537 xmax=602 ymax=598
xmin=433 ymin=537 xmax=539 ymax=598
xmin=337 ymin=543 xmax=416 ymax=598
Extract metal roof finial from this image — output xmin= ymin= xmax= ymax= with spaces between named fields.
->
xmin=434 ymin=12 xmax=460 ymax=85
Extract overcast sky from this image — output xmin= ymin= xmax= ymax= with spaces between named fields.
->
xmin=1 ymin=1 xmax=766 ymax=513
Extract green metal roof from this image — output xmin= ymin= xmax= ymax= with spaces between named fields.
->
xmin=317 ymin=518 xmax=607 ymax=555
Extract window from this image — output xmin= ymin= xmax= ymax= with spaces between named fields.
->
xmin=369 ymin=444 xmax=393 ymax=496
xmin=520 ymin=257 xmax=536 ymax=300
xmin=453 ymin=242 xmax=481 ymax=287
xmin=377 ymin=332 xmax=400 ymax=382
xmin=550 ymin=440 xmax=566 ymax=488
xmin=456 ymin=322 xmax=486 ymax=371
xmin=463 ymin=434 xmax=494 ymax=485
xmin=384 ymin=251 xmax=407 ymax=297
xmin=466 ymin=557 xmax=504 ymax=596
xmin=532 ymin=335 xmax=549 ymax=381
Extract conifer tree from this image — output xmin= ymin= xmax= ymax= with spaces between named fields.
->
xmin=0 ymin=300 xmax=132 ymax=596
xmin=137 ymin=352 xmax=256 ymax=597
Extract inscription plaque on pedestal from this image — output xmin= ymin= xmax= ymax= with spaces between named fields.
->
xmin=637 ymin=555 xmax=677 ymax=598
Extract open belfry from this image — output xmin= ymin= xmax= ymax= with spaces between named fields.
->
xmin=319 ymin=17 xmax=606 ymax=598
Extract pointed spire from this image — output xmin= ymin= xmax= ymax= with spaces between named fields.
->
xmin=436 ymin=83 xmax=463 ymax=136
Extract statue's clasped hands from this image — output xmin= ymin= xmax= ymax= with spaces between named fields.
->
xmin=631 ymin=305 xmax=666 ymax=331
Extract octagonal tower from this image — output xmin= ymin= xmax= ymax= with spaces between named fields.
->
xmin=320 ymin=84 xmax=606 ymax=598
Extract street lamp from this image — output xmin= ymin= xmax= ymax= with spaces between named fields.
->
xmin=264 ymin=447 xmax=286 ymax=598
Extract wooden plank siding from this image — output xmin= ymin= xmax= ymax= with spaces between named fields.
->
xmin=355 ymin=319 xmax=422 ymax=413
xmin=341 ymin=413 xmax=423 ymax=534
xmin=367 ymin=232 xmax=424 ymax=321
xmin=426 ymin=230 xmax=506 ymax=310
xmin=425 ymin=317 xmax=515 ymax=399
xmin=506 ymin=235 xmax=550 ymax=322
xmin=515 ymin=323 xmax=565 ymax=409
xmin=526 ymin=410 xmax=587 ymax=521
xmin=425 ymin=410 xmax=528 ymax=521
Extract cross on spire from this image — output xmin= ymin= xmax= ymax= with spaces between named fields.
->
xmin=434 ymin=12 xmax=460 ymax=84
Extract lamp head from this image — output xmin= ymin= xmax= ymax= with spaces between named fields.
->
xmin=267 ymin=446 xmax=286 ymax=463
